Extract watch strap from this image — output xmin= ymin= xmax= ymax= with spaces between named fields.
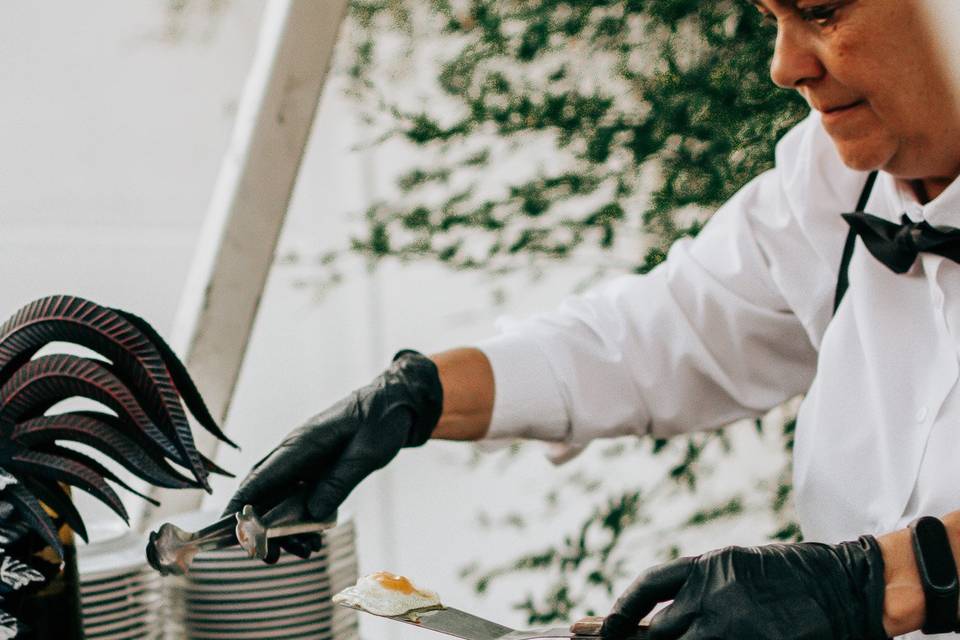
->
xmin=908 ymin=516 xmax=959 ymax=634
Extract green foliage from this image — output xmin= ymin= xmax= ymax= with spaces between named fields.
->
xmin=345 ymin=0 xmax=806 ymax=275
xmin=685 ymin=497 xmax=744 ymax=527
xmin=457 ymin=422 xmax=800 ymax=625
xmin=341 ymin=0 xmax=808 ymax=625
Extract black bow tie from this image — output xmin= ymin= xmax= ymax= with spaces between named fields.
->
xmin=841 ymin=211 xmax=960 ymax=273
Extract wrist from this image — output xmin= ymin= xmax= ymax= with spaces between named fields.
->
xmin=429 ymin=348 xmax=493 ymax=441
xmin=877 ymin=527 xmax=925 ymax=636
xmin=940 ymin=512 xmax=960 ymax=577
xmin=942 ymin=512 xmax=960 ymax=628
xmin=388 ymin=350 xmax=444 ymax=447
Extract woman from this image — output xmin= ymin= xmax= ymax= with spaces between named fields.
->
xmin=225 ymin=1 xmax=960 ymax=638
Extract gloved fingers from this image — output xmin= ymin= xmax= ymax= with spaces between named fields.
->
xmin=279 ymin=533 xmax=322 ymax=558
xmin=601 ymin=557 xmax=695 ymax=640
xmin=260 ymin=486 xmax=312 ymax=523
xmin=306 ymin=459 xmax=371 ymax=522
xmin=308 ymin=534 xmax=325 ymax=553
xmin=646 ymin=601 xmax=695 ymax=640
xmin=263 ymin=540 xmax=282 ymax=565
xmin=670 ymin=621 xmax=711 ymax=640
xmin=289 ymin=532 xmax=326 ymax=553
xmin=279 ymin=536 xmax=312 ymax=560
xmin=257 ymin=485 xmax=339 ymax=538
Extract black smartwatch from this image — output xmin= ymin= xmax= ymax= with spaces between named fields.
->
xmin=908 ymin=516 xmax=959 ymax=634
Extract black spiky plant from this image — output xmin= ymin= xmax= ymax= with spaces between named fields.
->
xmin=0 ymin=295 xmax=234 ymax=637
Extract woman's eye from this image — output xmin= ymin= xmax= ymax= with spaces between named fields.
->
xmin=798 ymin=5 xmax=839 ymax=27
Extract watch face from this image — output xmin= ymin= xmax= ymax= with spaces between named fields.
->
xmin=916 ymin=517 xmax=958 ymax=590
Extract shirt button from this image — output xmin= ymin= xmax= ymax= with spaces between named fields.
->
xmin=916 ymin=406 xmax=929 ymax=423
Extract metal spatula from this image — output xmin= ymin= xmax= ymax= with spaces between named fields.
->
xmin=338 ymin=604 xmax=648 ymax=640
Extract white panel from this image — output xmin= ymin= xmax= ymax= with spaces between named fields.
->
xmin=143 ymin=0 xmax=350 ymax=521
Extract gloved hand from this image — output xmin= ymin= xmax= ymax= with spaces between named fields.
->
xmin=600 ymin=536 xmax=890 ymax=640
xmin=222 ymin=350 xmax=442 ymax=561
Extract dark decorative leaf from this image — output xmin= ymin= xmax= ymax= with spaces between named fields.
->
xmin=0 ymin=355 xmax=181 ymax=465
xmin=200 ymin=454 xmax=235 ymax=479
xmin=0 ymin=296 xmax=239 ymax=549
xmin=112 ymin=309 xmax=236 ymax=448
xmin=0 ymin=296 xmax=221 ymax=487
xmin=34 ymin=444 xmax=159 ymax=506
xmin=5 ymin=449 xmax=128 ymax=523
xmin=18 ymin=478 xmax=87 ymax=543
xmin=12 ymin=414 xmax=198 ymax=490
xmin=1 ymin=485 xmax=61 ymax=558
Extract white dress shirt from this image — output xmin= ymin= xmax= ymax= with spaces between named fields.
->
xmin=478 ymin=112 xmax=960 ymax=639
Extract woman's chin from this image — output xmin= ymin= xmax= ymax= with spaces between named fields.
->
xmin=831 ymin=136 xmax=896 ymax=173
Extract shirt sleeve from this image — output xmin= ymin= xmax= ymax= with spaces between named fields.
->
xmin=476 ymin=117 xmax=827 ymax=452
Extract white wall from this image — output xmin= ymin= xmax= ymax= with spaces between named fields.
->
xmin=0 ymin=4 xmax=784 ymax=640
xmin=0 ymin=1 xmax=265 ymax=322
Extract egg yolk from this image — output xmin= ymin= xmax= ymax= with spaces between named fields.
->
xmin=371 ymin=571 xmax=417 ymax=594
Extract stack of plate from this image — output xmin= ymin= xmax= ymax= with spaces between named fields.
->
xmin=78 ymin=529 xmax=162 ymax=640
xmin=163 ymin=516 xmax=359 ymax=640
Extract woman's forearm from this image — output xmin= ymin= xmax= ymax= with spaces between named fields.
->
xmin=429 ymin=348 xmax=495 ymax=441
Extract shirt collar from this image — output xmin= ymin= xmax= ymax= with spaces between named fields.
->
xmin=882 ymin=171 xmax=960 ymax=228
xmin=923 ymin=173 xmax=960 ymax=228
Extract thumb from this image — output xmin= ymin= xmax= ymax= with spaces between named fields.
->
xmin=601 ymin=557 xmax=695 ymax=640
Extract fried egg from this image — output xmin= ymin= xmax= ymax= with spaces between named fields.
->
xmin=333 ymin=571 xmax=442 ymax=617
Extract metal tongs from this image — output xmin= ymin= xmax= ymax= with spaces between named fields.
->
xmin=146 ymin=491 xmax=335 ymax=575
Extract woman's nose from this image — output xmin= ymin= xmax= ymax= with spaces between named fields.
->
xmin=769 ymin=25 xmax=825 ymax=89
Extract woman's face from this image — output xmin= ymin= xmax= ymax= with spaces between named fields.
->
xmin=753 ymin=0 xmax=960 ymax=184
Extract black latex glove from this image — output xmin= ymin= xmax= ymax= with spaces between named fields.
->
xmin=601 ymin=536 xmax=889 ymax=640
xmin=222 ymin=350 xmax=442 ymax=561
